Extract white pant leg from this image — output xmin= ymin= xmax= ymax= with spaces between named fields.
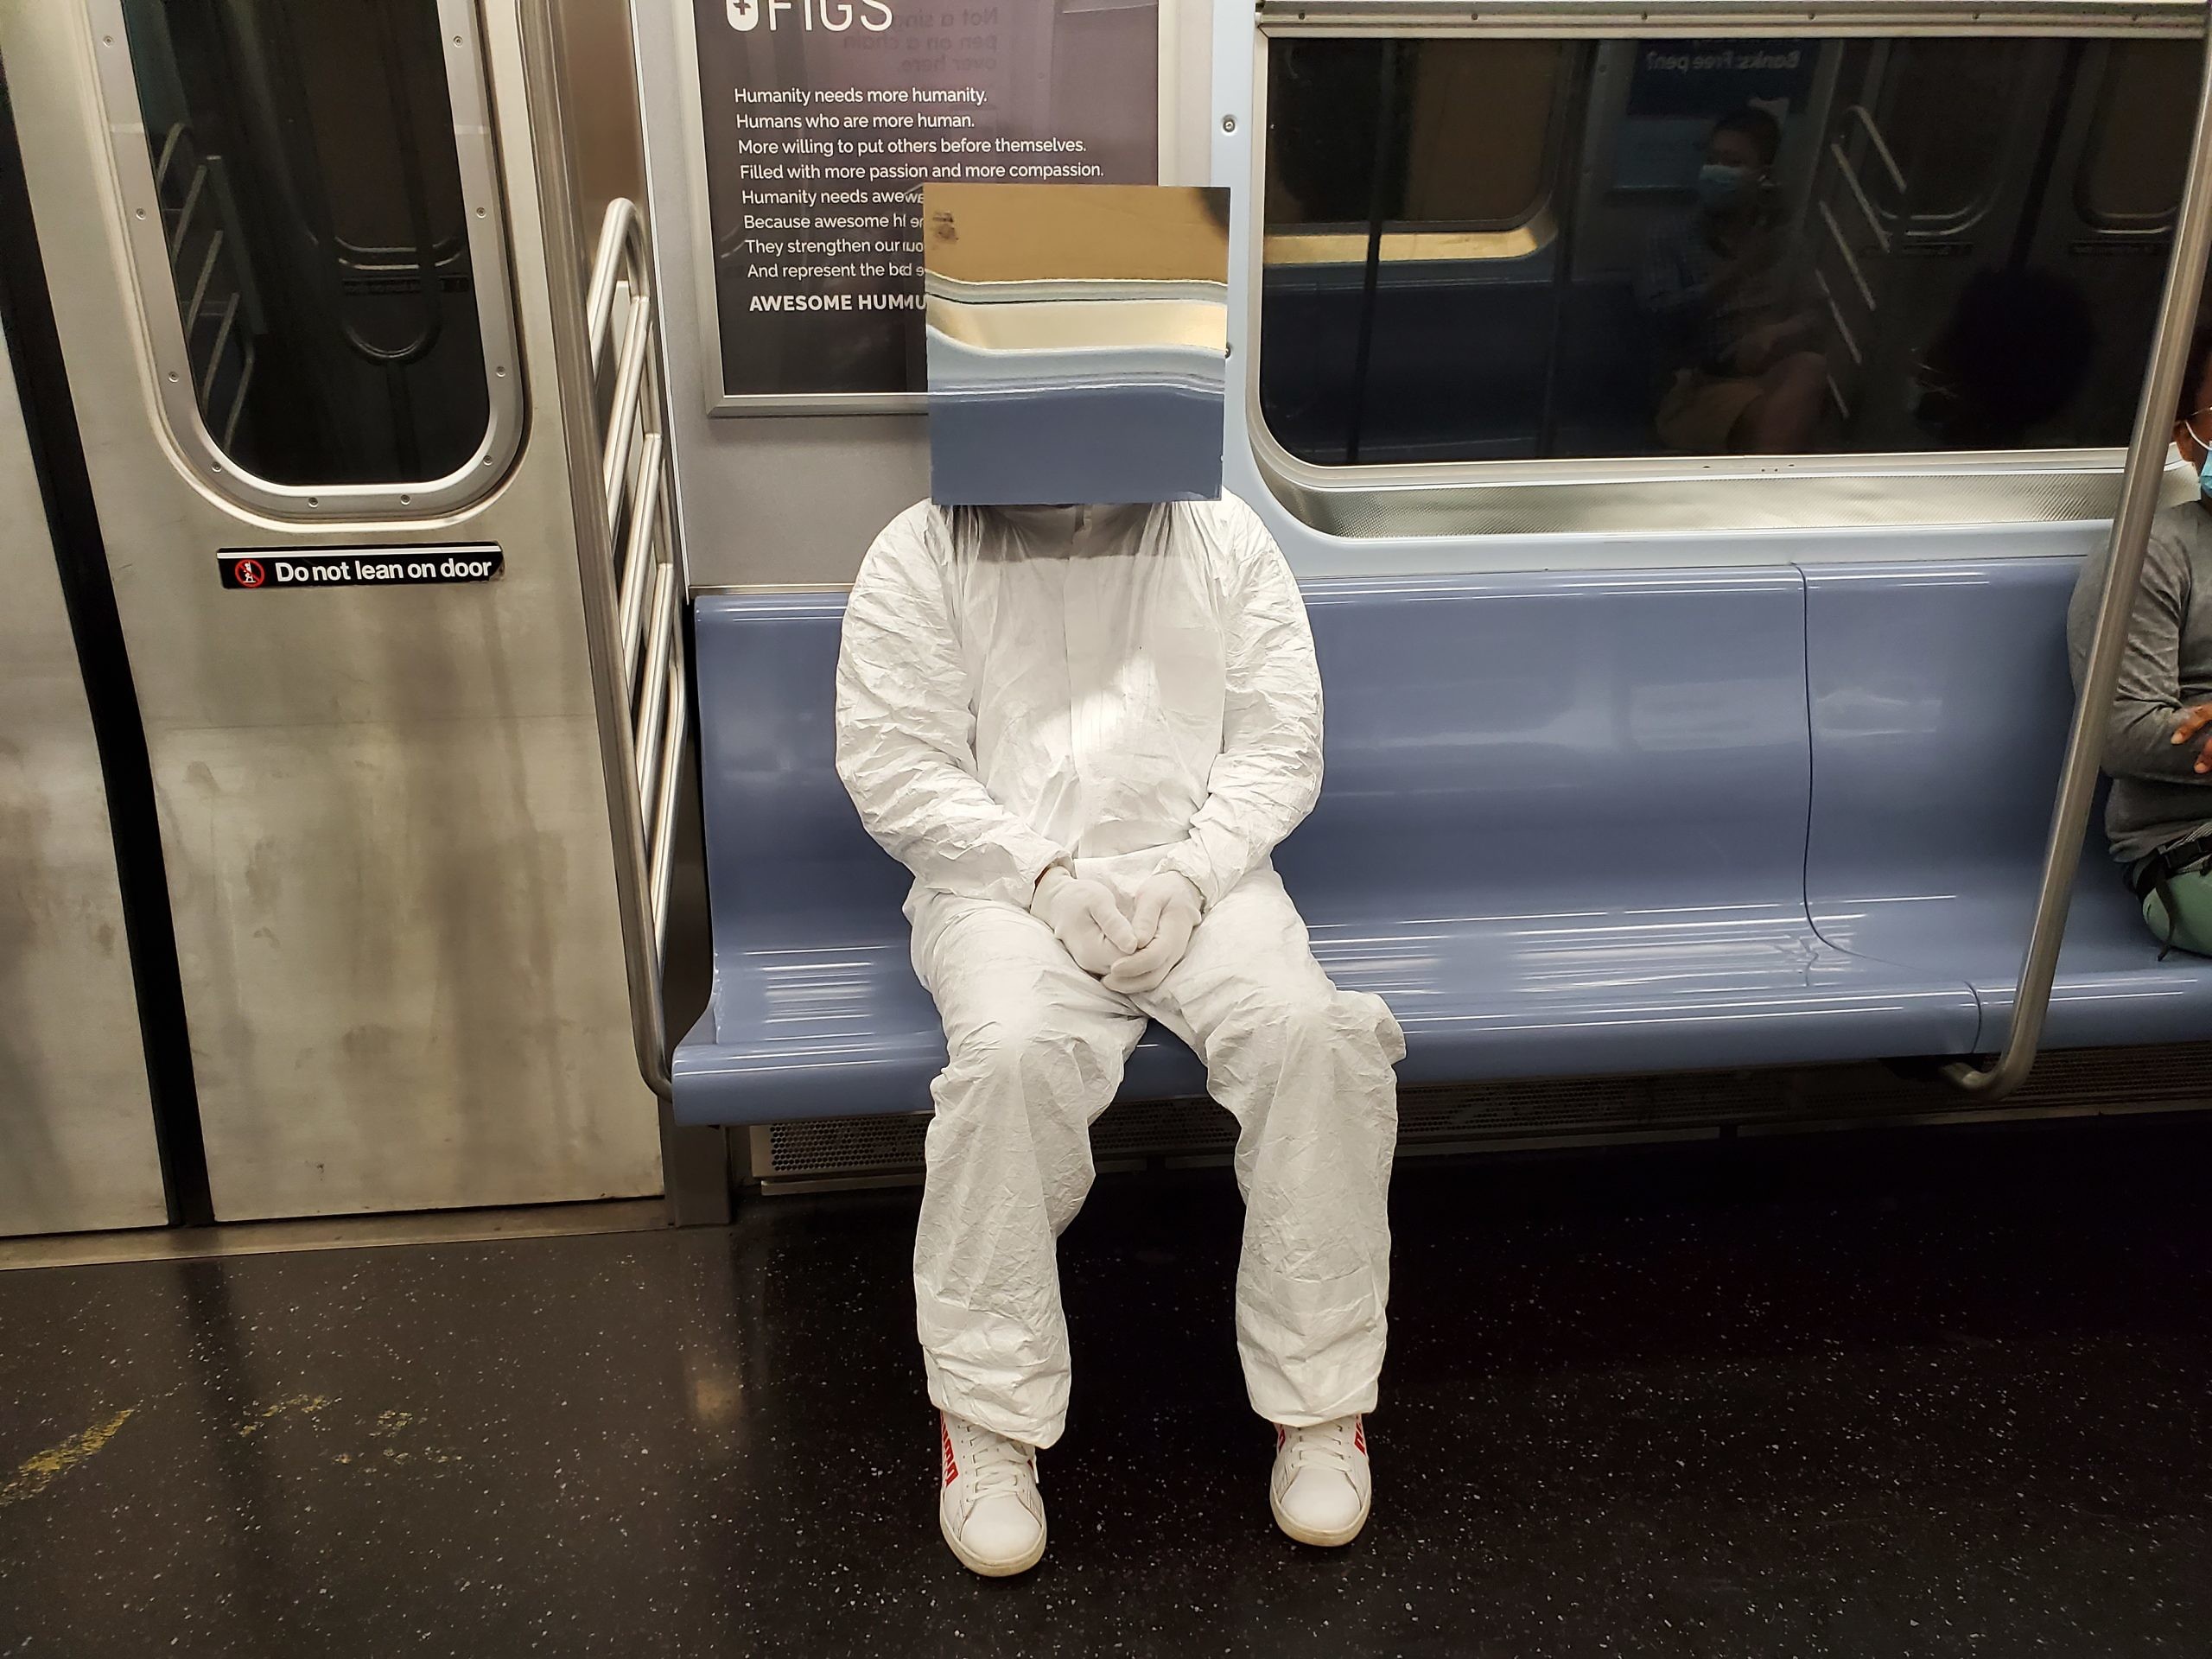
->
xmin=1137 ymin=867 xmax=1405 ymax=1426
xmin=908 ymin=890 xmax=1147 ymax=1449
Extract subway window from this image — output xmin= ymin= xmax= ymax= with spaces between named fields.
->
xmin=1266 ymin=40 xmax=1569 ymax=245
xmin=2075 ymin=41 xmax=2196 ymax=231
xmin=1259 ymin=34 xmax=2201 ymax=467
xmin=111 ymin=0 xmax=505 ymax=491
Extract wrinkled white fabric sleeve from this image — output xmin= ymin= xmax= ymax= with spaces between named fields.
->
xmin=835 ymin=510 xmax=1065 ymax=906
xmin=1155 ymin=505 xmax=1325 ymax=908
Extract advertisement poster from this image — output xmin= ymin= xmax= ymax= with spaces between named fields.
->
xmin=690 ymin=0 xmax=1160 ymax=403
xmin=1611 ymin=39 xmax=1819 ymax=192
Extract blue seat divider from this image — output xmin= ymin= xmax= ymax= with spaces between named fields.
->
xmin=674 ymin=571 xmax=1980 ymax=1128
xmin=1803 ymin=555 xmax=2212 ymax=1049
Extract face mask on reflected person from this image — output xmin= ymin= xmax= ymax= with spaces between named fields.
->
xmin=1696 ymin=162 xmax=1755 ymax=213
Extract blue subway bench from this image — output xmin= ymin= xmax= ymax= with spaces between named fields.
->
xmin=671 ymin=556 xmax=2212 ymax=1128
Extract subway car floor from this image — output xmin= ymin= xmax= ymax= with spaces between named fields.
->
xmin=3 ymin=1115 xmax=2211 ymax=1658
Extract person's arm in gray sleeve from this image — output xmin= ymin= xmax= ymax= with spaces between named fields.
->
xmin=835 ymin=509 xmax=1066 ymax=906
xmin=2069 ymin=525 xmax=2208 ymax=785
xmin=1154 ymin=505 xmax=1325 ymax=908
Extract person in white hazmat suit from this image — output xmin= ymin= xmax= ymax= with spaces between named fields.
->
xmin=834 ymin=494 xmax=1405 ymax=1576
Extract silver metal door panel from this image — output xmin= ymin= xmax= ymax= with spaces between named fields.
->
xmin=0 ymin=0 xmax=661 ymax=1218
xmin=0 ymin=329 xmax=168 ymax=1236
xmin=163 ymin=720 xmax=650 ymax=1217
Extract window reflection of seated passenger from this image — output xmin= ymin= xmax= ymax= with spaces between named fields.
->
xmin=1910 ymin=269 xmax=2096 ymax=449
xmin=1636 ymin=106 xmax=1825 ymax=454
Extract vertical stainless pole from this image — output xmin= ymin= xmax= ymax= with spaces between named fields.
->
xmin=1945 ymin=16 xmax=2212 ymax=1098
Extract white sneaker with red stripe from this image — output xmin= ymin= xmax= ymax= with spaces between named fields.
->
xmin=937 ymin=1411 xmax=1047 ymax=1577
xmin=1269 ymin=1415 xmax=1372 ymax=1547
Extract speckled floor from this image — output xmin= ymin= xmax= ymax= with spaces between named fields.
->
xmin=3 ymin=1116 xmax=2210 ymax=1657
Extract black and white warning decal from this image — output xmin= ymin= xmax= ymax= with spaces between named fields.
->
xmin=219 ymin=544 xmax=503 ymax=589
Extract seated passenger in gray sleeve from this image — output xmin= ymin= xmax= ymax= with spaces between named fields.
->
xmin=2068 ymin=323 xmax=2212 ymax=954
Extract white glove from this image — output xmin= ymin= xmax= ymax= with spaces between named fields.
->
xmin=1102 ymin=873 xmax=1205 ymax=995
xmin=1031 ymin=865 xmax=1141 ymax=976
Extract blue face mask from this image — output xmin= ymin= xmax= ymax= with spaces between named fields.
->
xmin=2184 ymin=417 xmax=2212 ymax=499
xmin=1697 ymin=162 xmax=1754 ymax=213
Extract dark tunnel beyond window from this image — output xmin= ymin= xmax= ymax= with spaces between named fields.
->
xmin=117 ymin=0 xmax=495 ymax=486
xmin=1260 ymin=35 xmax=2202 ymax=467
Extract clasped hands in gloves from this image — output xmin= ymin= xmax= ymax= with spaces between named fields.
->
xmin=1029 ymin=867 xmax=1205 ymax=995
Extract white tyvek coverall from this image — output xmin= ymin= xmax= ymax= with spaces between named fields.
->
xmin=835 ymin=495 xmax=1403 ymax=1449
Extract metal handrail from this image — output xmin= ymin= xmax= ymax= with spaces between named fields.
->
xmin=601 ymin=302 xmax=652 ymax=535
xmin=564 ymin=188 xmax=690 ymax=1099
xmin=1828 ymin=142 xmax=1894 ymax=257
xmin=650 ymin=661 xmax=688 ymax=952
xmin=586 ymin=196 xmax=644 ymax=364
xmin=1944 ymin=10 xmax=2212 ymax=1098
xmin=1847 ymin=105 xmax=1908 ymax=198
xmin=616 ymin=432 xmax=665 ymax=684
xmin=584 ymin=193 xmax=690 ymax=1101
xmin=153 ymin=123 xmax=185 ymax=194
xmin=634 ymin=563 xmax=678 ymax=807
xmin=168 ymin=164 xmax=208 ymax=268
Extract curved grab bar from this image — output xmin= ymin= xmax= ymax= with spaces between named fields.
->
xmin=651 ymin=662 xmax=688 ymax=950
xmin=587 ymin=197 xmax=645 ymax=364
xmin=1945 ymin=15 xmax=2212 ymax=1098
xmin=577 ymin=181 xmax=688 ymax=1107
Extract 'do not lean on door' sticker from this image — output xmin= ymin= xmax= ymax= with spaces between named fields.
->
xmin=218 ymin=545 xmax=505 ymax=589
